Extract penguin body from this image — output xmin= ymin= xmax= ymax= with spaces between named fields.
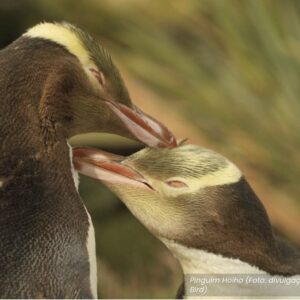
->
xmin=73 ymin=145 xmax=300 ymax=298
xmin=0 ymin=23 xmax=176 ymax=298
xmin=0 ymin=33 xmax=93 ymax=298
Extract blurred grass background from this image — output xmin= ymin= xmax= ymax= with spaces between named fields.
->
xmin=1 ymin=0 xmax=300 ymax=298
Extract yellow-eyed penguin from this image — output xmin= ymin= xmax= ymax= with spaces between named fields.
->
xmin=73 ymin=145 xmax=300 ymax=298
xmin=0 ymin=22 xmax=177 ymax=298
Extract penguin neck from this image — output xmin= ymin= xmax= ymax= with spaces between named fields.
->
xmin=160 ymin=178 xmax=300 ymax=276
xmin=162 ymin=238 xmax=264 ymax=299
xmin=162 ymin=238 xmax=264 ymax=275
xmin=162 ymin=239 xmax=300 ymax=299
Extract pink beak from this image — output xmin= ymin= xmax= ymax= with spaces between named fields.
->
xmin=105 ymin=100 xmax=178 ymax=148
xmin=73 ymin=147 xmax=152 ymax=190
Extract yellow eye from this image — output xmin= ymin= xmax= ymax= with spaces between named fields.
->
xmin=165 ymin=180 xmax=188 ymax=188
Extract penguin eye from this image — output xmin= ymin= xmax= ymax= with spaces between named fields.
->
xmin=89 ymin=68 xmax=105 ymax=86
xmin=165 ymin=180 xmax=188 ymax=188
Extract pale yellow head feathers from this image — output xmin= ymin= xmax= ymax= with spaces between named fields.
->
xmin=125 ymin=144 xmax=242 ymax=194
xmin=24 ymin=22 xmax=101 ymax=89
xmin=24 ymin=22 xmax=131 ymax=103
xmin=24 ymin=22 xmax=94 ymax=69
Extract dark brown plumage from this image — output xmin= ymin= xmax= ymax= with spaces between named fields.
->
xmin=0 ymin=36 xmax=94 ymax=298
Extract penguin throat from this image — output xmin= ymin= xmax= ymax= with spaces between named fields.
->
xmin=161 ymin=239 xmax=300 ymax=298
xmin=161 ymin=238 xmax=265 ymax=275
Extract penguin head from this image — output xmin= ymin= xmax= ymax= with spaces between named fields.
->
xmin=74 ymin=144 xmax=277 ymax=266
xmin=113 ymin=144 xmax=242 ymax=232
xmin=74 ymin=145 xmax=261 ymax=235
xmin=22 ymin=22 xmax=177 ymax=147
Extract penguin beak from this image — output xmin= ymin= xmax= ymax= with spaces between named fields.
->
xmin=105 ymin=100 xmax=178 ymax=148
xmin=73 ymin=147 xmax=153 ymax=190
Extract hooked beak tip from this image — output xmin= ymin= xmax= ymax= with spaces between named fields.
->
xmin=105 ymin=100 xmax=178 ymax=148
